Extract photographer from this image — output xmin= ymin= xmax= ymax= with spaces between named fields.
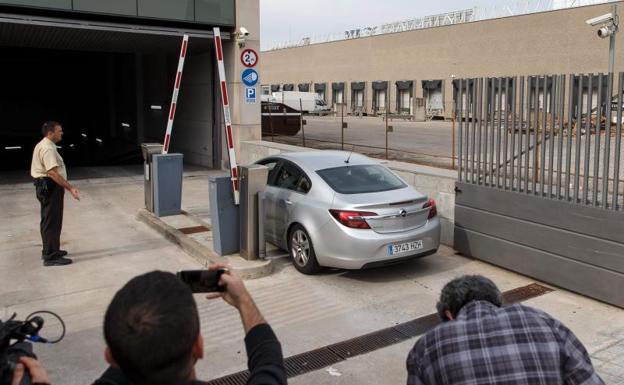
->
xmin=92 ymin=265 xmax=286 ymax=385
xmin=11 ymin=356 xmax=50 ymax=385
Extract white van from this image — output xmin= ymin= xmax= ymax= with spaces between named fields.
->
xmin=271 ymin=91 xmax=331 ymax=113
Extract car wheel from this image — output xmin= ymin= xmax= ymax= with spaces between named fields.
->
xmin=289 ymin=224 xmax=321 ymax=274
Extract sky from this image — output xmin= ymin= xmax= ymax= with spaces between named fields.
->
xmin=260 ymin=0 xmax=507 ymax=50
xmin=259 ymin=0 xmax=613 ymax=50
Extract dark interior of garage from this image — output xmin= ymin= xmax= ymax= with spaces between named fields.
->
xmin=0 ymin=47 xmax=141 ymax=171
xmin=0 ymin=18 xmax=217 ymax=173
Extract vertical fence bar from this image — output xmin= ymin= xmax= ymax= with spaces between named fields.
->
xmin=602 ymin=72 xmax=613 ymax=208
xmin=503 ymin=77 xmax=510 ymax=189
xmin=564 ymin=75 xmax=575 ymax=201
xmin=518 ymin=76 xmax=525 ymax=192
xmin=532 ymin=76 xmax=540 ymax=194
xmin=466 ymin=79 xmax=477 ymax=184
xmin=582 ymin=75 xmax=593 ymax=205
xmin=556 ymin=75 xmax=566 ymax=199
xmin=613 ymin=72 xmax=623 ymax=210
xmin=538 ymin=76 xmax=553 ymax=196
xmin=510 ymin=77 xmax=518 ymax=190
xmin=458 ymin=79 xmax=463 ymax=181
xmin=592 ymin=73 xmax=603 ymax=206
xmin=524 ymin=76 xmax=532 ymax=193
xmin=548 ymin=75 xmax=557 ymax=197
xmin=484 ymin=78 xmax=490 ymax=186
xmin=477 ymin=78 xmax=484 ymax=185
xmin=300 ymin=98 xmax=306 ymax=147
xmin=464 ymin=79 xmax=471 ymax=182
xmin=490 ymin=78 xmax=496 ymax=187
xmin=495 ymin=78 xmax=503 ymax=188
xmin=573 ymin=75 xmax=584 ymax=203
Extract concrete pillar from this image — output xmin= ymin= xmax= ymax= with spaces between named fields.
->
xmin=443 ymin=78 xmax=454 ymax=119
xmin=222 ymin=0 xmax=261 ymax=168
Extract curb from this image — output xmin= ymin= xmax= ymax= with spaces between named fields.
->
xmin=136 ymin=209 xmax=273 ymax=279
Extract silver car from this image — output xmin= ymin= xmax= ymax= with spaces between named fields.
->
xmin=256 ymin=151 xmax=440 ymax=274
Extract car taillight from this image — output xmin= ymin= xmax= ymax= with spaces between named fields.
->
xmin=423 ymin=199 xmax=437 ymax=219
xmin=329 ymin=209 xmax=377 ymax=229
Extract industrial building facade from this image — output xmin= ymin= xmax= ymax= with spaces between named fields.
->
xmin=0 ymin=0 xmax=261 ymax=171
xmin=262 ymin=2 xmax=624 ymax=120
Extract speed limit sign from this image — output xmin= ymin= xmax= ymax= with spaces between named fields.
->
xmin=240 ymin=48 xmax=258 ymax=67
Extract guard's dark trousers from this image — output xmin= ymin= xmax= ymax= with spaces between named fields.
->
xmin=35 ymin=178 xmax=64 ymax=259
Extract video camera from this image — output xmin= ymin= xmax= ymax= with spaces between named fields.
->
xmin=0 ymin=311 xmax=65 ymax=385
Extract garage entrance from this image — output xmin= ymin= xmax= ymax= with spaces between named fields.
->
xmin=0 ymin=13 xmax=220 ymax=172
xmin=454 ymin=74 xmax=624 ymax=308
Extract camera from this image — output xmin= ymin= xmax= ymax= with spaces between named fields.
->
xmin=585 ymin=13 xmax=614 ymax=26
xmin=0 ymin=312 xmax=65 ymax=385
xmin=598 ymin=25 xmax=616 ymax=38
xmin=239 ymin=27 xmax=250 ymax=37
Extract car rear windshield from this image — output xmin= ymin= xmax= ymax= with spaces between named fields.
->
xmin=316 ymin=165 xmax=406 ymax=194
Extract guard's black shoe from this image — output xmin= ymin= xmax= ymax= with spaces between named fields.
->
xmin=43 ymin=257 xmax=73 ymax=266
xmin=41 ymin=250 xmax=68 ymax=259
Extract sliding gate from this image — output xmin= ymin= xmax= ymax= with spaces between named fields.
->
xmin=454 ymin=73 xmax=624 ymax=307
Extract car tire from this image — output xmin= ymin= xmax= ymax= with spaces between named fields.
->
xmin=289 ymin=224 xmax=321 ymax=274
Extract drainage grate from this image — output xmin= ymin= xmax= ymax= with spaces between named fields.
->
xmin=394 ymin=313 xmax=440 ymax=338
xmin=502 ymin=283 xmax=553 ymax=304
xmin=205 ymin=370 xmax=249 ymax=385
xmin=328 ymin=328 xmax=407 ymax=358
xmin=284 ymin=347 xmax=344 ymax=377
xmin=205 ymin=282 xmax=554 ymax=384
xmin=178 ymin=225 xmax=210 ymax=235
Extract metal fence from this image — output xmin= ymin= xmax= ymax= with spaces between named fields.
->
xmin=263 ymin=97 xmax=458 ymax=169
xmin=457 ymin=73 xmax=624 ymax=211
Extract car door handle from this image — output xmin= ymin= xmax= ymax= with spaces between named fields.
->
xmin=285 ymin=200 xmax=293 ymax=205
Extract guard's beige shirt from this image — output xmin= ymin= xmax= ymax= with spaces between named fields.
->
xmin=30 ymin=137 xmax=67 ymax=180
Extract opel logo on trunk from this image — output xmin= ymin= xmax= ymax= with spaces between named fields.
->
xmin=399 ymin=209 xmax=407 ymax=217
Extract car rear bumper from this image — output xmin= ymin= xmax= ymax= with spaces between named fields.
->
xmin=312 ymin=217 xmax=440 ymax=270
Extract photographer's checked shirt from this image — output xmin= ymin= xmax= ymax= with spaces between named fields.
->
xmin=406 ymin=301 xmax=604 ymax=385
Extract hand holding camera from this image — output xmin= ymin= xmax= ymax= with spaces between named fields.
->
xmin=177 ymin=264 xmax=265 ymax=333
xmin=11 ymin=356 xmax=50 ymax=385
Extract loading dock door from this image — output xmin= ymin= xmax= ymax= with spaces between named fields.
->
xmin=0 ymin=13 xmax=220 ymax=170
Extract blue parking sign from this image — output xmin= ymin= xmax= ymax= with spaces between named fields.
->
xmin=245 ymin=87 xmax=256 ymax=104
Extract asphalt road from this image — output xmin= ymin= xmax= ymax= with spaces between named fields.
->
xmin=266 ymin=116 xmax=457 ymax=169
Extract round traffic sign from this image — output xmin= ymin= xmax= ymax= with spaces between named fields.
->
xmin=242 ymin=68 xmax=259 ymax=87
xmin=240 ymin=48 xmax=258 ymax=67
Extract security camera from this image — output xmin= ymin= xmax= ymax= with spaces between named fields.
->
xmin=239 ymin=27 xmax=250 ymax=37
xmin=598 ymin=25 xmax=616 ymax=38
xmin=586 ymin=13 xmax=614 ymax=26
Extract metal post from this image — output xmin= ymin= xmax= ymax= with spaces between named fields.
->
xmin=592 ymin=74 xmax=603 ymax=206
xmin=300 ymin=98 xmax=306 ymax=147
xmin=564 ymin=74 xmax=574 ymax=202
xmin=613 ymin=72 xmax=623 ymax=210
xmin=602 ymin=72 xmax=613 ymax=208
xmin=385 ymin=91 xmax=389 ymax=159
xmin=477 ymin=78 xmax=484 ymax=184
xmin=341 ymin=102 xmax=345 ymax=151
xmin=582 ymin=75 xmax=593 ymax=204
xmin=452 ymin=113 xmax=456 ymax=170
xmin=609 ymin=5 xmax=618 ymax=77
xmin=458 ymin=79 xmax=464 ymax=181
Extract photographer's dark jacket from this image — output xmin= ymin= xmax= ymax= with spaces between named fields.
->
xmin=93 ymin=323 xmax=287 ymax=385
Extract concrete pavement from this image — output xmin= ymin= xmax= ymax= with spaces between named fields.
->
xmin=1 ymin=166 xmax=623 ymax=384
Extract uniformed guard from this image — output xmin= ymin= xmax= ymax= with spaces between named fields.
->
xmin=31 ymin=121 xmax=80 ymax=266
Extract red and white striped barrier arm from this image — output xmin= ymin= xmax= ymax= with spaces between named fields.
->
xmin=213 ymin=27 xmax=240 ymax=204
xmin=162 ymin=34 xmax=189 ymax=154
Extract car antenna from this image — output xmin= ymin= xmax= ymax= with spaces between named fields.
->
xmin=344 ymin=146 xmax=355 ymax=164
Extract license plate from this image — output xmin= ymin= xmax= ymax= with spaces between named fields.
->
xmin=388 ymin=240 xmax=423 ymax=256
